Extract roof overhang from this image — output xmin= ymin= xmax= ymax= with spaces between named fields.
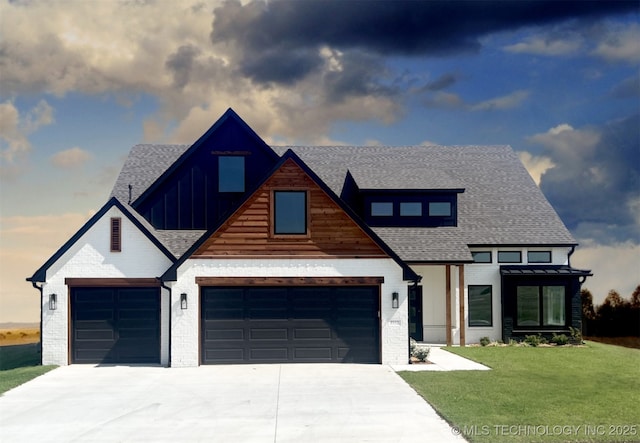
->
xmin=500 ymin=265 xmax=593 ymax=277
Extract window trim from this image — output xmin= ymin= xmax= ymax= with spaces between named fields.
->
xmin=468 ymin=285 xmax=493 ymax=327
xmin=272 ymin=190 xmax=309 ymax=237
xmin=498 ymin=251 xmax=522 ymax=263
xmin=110 ymin=217 xmax=122 ymax=252
xmin=471 ymin=251 xmax=492 ymax=264
xmin=527 ymin=250 xmax=552 ymax=263
xmin=515 ymin=284 xmax=567 ymax=328
xmin=371 ymin=201 xmax=393 ymax=217
xmin=218 ymin=155 xmax=245 ymax=193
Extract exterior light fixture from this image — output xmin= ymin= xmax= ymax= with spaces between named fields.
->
xmin=392 ymin=292 xmax=399 ymax=309
xmin=180 ymin=293 xmax=188 ymax=310
xmin=49 ymin=294 xmax=57 ymax=311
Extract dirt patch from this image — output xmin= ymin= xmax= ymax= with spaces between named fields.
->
xmin=0 ymin=328 xmax=40 ymax=346
xmin=585 ymin=336 xmax=640 ymax=349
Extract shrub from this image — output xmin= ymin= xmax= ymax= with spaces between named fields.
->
xmin=551 ymin=333 xmax=570 ymax=346
xmin=413 ymin=346 xmax=431 ymax=362
xmin=524 ymin=334 xmax=547 ymax=347
xmin=569 ymin=326 xmax=583 ymax=344
xmin=479 ymin=336 xmax=491 ymax=347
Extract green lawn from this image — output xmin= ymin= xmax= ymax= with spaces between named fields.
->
xmin=399 ymin=341 xmax=640 ymax=443
xmin=0 ymin=343 xmax=56 ymax=394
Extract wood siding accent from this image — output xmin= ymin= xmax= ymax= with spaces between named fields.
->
xmin=196 ymin=276 xmax=385 ymax=286
xmin=65 ymin=278 xmax=161 ymax=287
xmin=192 ymin=158 xmax=389 ymax=258
xmin=458 ymin=264 xmax=465 ymax=346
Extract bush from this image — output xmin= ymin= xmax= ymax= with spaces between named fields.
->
xmin=479 ymin=336 xmax=491 ymax=347
xmin=413 ymin=346 xmax=431 ymax=362
xmin=551 ymin=333 xmax=570 ymax=346
xmin=524 ymin=334 xmax=547 ymax=347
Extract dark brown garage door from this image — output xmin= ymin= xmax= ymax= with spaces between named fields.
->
xmin=201 ymin=286 xmax=380 ymax=364
xmin=71 ymin=287 xmax=160 ymax=364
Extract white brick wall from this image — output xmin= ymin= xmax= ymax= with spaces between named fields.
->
xmin=41 ymin=206 xmax=173 ymax=366
xmin=169 ymin=258 xmax=409 ymax=367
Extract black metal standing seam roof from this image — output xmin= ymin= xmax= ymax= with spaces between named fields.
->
xmin=500 ymin=265 xmax=593 ymax=276
xmin=109 ymin=144 xmax=577 ymax=263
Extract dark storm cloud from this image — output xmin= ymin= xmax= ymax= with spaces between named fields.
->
xmin=165 ymin=45 xmax=201 ymax=89
xmin=540 ymin=113 xmax=640 ymax=243
xmin=211 ymin=0 xmax=636 ymax=85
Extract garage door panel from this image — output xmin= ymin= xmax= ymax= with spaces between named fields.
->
xmin=71 ymin=287 xmax=160 ymax=364
xmin=201 ymin=286 xmax=379 ymax=364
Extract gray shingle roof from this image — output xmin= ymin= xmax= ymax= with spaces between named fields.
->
xmin=109 ymin=143 xmax=576 ymax=262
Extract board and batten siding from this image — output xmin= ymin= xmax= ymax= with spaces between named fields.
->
xmin=193 ymin=159 xmax=388 ymax=258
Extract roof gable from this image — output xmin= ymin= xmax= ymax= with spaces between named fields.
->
xmin=28 ymin=197 xmax=175 ymax=283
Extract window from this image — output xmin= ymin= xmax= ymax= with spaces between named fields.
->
xmin=371 ymin=202 xmax=393 ymax=216
xmin=274 ymin=191 xmax=307 ymax=234
xmin=528 ymin=251 xmax=552 ymax=263
xmin=110 ymin=217 xmax=121 ymax=252
xmin=219 ymin=156 xmax=245 ymax=192
xmin=400 ymin=202 xmax=422 ymax=216
xmin=498 ymin=251 xmax=521 ymax=263
xmin=516 ymin=285 xmax=566 ymax=327
xmin=472 ymin=251 xmax=492 ymax=263
xmin=428 ymin=202 xmax=451 ymax=216
xmin=468 ymin=285 xmax=492 ymax=326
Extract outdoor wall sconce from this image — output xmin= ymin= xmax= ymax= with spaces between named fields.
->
xmin=49 ymin=294 xmax=57 ymax=311
xmin=392 ymin=292 xmax=399 ymax=309
xmin=180 ymin=293 xmax=188 ymax=310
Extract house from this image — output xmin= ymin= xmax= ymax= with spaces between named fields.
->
xmin=28 ymin=109 xmax=592 ymax=367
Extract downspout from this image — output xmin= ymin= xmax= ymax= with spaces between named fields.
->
xmin=31 ymin=281 xmax=44 ymax=365
xmin=159 ymin=278 xmax=172 ymax=367
xmin=567 ymin=245 xmax=576 ymax=267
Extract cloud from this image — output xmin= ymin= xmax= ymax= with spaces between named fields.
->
xmin=0 ymin=99 xmax=54 ymax=163
xmin=503 ymin=35 xmax=583 ymax=56
xmin=609 ymin=75 xmax=640 ymax=99
xmin=211 ymin=0 xmax=636 ymax=86
xmin=50 ymin=147 xmax=92 ymax=169
xmin=529 ymin=114 xmax=640 ymax=244
xmin=470 ymin=90 xmax=530 ymax=111
xmin=592 ymin=22 xmax=640 ymax=63
xmin=518 ymin=151 xmax=555 ymax=186
xmin=420 ymin=73 xmax=459 ymax=92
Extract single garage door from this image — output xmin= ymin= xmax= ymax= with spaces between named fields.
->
xmin=201 ymin=286 xmax=380 ymax=364
xmin=71 ymin=287 xmax=160 ymax=364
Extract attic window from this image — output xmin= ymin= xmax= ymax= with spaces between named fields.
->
xmin=274 ymin=191 xmax=307 ymax=235
xmin=371 ymin=202 xmax=393 ymax=216
xmin=219 ymin=156 xmax=245 ymax=192
xmin=428 ymin=202 xmax=451 ymax=217
xmin=110 ymin=217 xmax=122 ymax=252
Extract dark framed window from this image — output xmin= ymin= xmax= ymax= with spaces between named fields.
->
xmin=428 ymin=201 xmax=451 ymax=216
xmin=110 ymin=217 xmax=121 ymax=252
xmin=472 ymin=251 xmax=492 ymax=263
xmin=498 ymin=251 xmax=522 ymax=263
xmin=371 ymin=202 xmax=393 ymax=216
xmin=528 ymin=251 xmax=552 ymax=263
xmin=400 ymin=202 xmax=422 ymax=216
xmin=219 ymin=156 xmax=245 ymax=192
xmin=274 ymin=191 xmax=307 ymax=235
xmin=468 ymin=285 xmax=492 ymax=326
xmin=516 ymin=285 xmax=566 ymax=327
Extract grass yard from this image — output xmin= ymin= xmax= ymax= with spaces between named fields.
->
xmin=400 ymin=341 xmax=640 ymax=443
xmin=0 ymin=343 xmax=56 ymax=395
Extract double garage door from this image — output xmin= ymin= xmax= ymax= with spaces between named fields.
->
xmin=201 ymin=286 xmax=380 ymax=364
xmin=71 ymin=287 xmax=160 ymax=364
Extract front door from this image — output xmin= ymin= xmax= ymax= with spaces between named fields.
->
xmin=408 ymin=285 xmax=423 ymax=341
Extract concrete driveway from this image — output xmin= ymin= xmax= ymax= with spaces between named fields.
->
xmin=0 ymin=364 xmax=466 ymax=442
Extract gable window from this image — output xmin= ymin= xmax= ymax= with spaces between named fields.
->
xmin=219 ymin=156 xmax=245 ymax=192
xmin=371 ymin=202 xmax=393 ymax=216
xmin=274 ymin=191 xmax=307 ymax=235
xmin=516 ymin=285 xmax=565 ymax=327
xmin=400 ymin=202 xmax=422 ymax=216
xmin=498 ymin=251 xmax=521 ymax=263
xmin=468 ymin=285 xmax=492 ymax=326
xmin=472 ymin=251 xmax=492 ymax=263
xmin=528 ymin=251 xmax=552 ymax=263
xmin=110 ymin=217 xmax=121 ymax=252
xmin=428 ymin=201 xmax=451 ymax=216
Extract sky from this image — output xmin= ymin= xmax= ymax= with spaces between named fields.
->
xmin=0 ymin=0 xmax=639 ymax=323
